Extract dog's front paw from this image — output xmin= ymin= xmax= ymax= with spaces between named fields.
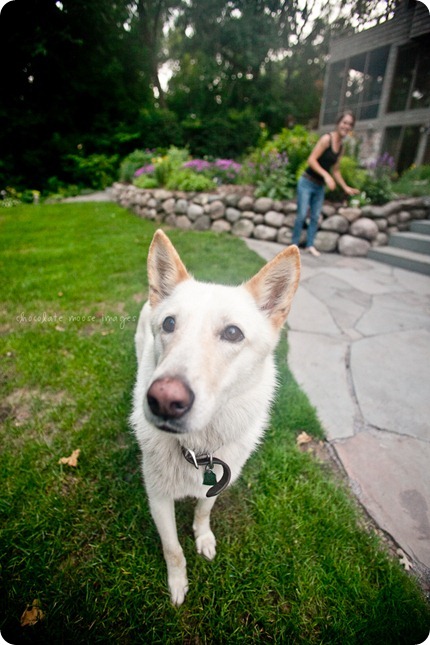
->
xmin=168 ymin=573 xmax=189 ymax=606
xmin=195 ymin=531 xmax=217 ymax=560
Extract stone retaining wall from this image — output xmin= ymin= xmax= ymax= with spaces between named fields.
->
xmin=111 ymin=182 xmax=430 ymax=256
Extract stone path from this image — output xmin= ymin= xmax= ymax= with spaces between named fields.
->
xmin=246 ymin=238 xmax=430 ymax=585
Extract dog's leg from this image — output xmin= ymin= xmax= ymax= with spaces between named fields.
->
xmin=193 ymin=497 xmax=217 ymax=560
xmin=148 ymin=494 xmax=189 ymax=606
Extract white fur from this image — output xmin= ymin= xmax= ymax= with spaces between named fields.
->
xmin=130 ymin=230 xmax=300 ymax=605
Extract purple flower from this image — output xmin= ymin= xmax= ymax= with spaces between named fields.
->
xmin=213 ymin=159 xmax=242 ymax=173
xmin=134 ymin=164 xmax=155 ymax=177
xmin=211 ymin=159 xmax=242 ymax=183
xmin=183 ymin=160 xmax=212 ymax=173
xmin=365 ymin=153 xmax=395 ymax=173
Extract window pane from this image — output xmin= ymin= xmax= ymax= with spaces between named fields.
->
xmin=359 ymin=103 xmax=379 ymax=120
xmin=411 ymin=42 xmax=430 ymax=110
xmin=345 ymin=53 xmax=366 ymax=111
xmin=388 ymin=45 xmax=418 ymax=112
xmin=383 ymin=126 xmax=402 ymax=166
xmin=398 ymin=126 xmax=421 ymax=173
xmin=363 ymin=46 xmax=389 ymax=103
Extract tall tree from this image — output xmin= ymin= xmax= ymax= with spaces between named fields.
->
xmin=132 ymin=0 xmax=172 ymax=107
xmin=165 ymin=0 xmax=400 ymax=130
xmin=0 ymin=0 xmax=149 ymax=187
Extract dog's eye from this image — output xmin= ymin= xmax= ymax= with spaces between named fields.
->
xmin=162 ymin=316 xmax=176 ymax=333
xmin=221 ymin=325 xmax=244 ymax=343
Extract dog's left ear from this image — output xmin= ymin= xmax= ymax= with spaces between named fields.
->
xmin=147 ymin=229 xmax=190 ymax=307
xmin=245 ymin=245 xmax=301 ymax=329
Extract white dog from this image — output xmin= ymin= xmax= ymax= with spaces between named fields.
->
xmin=130 ymin=229 xmax=300 ymax=605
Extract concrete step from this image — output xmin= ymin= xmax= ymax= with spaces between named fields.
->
xmin=389 ymin=231 xmax=430 ymax=255
xmin=368 ymin=246 xmax=430 ymax=275
xmin=411 ymin=220 xmax=430 ymax=235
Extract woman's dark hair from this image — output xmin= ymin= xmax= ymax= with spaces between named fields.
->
xmin=336 ymin=111 xmax=356 ymax=126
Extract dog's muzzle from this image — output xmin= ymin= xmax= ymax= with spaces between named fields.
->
xmin=147 ymin=377 xmax=194 ymax=430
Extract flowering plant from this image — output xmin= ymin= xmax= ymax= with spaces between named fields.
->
xmin=361 ymin=152 xmax=395 ymax=205
xmin=365 ymin=152 xmax=395 ymax=179
xmin=182 ymin=159 xmax=212 ymax=173
xmin=119 ymin=149 xmax=157 ymax=183
xmin=134 ymin=164 xmax=156 ymax=177
xmin=182 ymin=158 xmax=242 ymax=185
xmin=243 ymin=149 xmax=295 ymax=200
xmin=211 ymin=159 xmax=242 ymax=184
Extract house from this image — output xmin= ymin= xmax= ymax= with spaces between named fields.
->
xmin=319 ymin=0 xmax=430 ymax=173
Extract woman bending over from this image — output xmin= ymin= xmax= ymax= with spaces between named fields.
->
xmin=292 ymin=111 xmax=359 ymax=257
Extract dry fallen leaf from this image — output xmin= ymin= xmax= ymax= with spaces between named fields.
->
xmin=397 ymin=548 xmax=413 ymax=571
xmin=296 ymin=431 xmax=313 ymax=446
xmin=58 ymin=448 xmax=81 ymax=467
xmin=20 ymin=599 xmax=45 ymax=627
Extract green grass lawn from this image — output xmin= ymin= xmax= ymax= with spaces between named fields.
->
xmin=1 ymin=203 xmax=429 ymax=644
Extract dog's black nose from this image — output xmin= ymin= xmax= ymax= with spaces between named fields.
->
xmin=147 ymin=377 xmax=194 ymax=420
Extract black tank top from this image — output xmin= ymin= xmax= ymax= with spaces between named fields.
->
xmin=305 ymin=134 xmax=342 ymax=185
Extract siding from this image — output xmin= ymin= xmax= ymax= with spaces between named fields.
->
xmin=329 ymin=4 xmax=430 ymax=62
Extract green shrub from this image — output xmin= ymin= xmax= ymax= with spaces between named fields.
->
xmin=328 ymin=156 xmax=368 ymax=201
xmin=340 ymin=156 xmax=368 ymax=189
xmin=401 ymin=164 xmax=430 ymax=181
xmin=20 ymin=190 xmax=37 ymax=204
xmin=154 ymin=146 xmax=190 ymax=186
xmin=0 ymin=187 xmax=21 ymax=208
xmin=361 ymin=174 xmax=395 ymax=205
xmin=242 ymin=147 xmax=295 ymax=200
xmin=393 ymin=164 xmax=430 ymax=197
xmin=119 ymin=149 xmax=157 ymax=183
xmin=295 ymin=159 xmax=308 ymax=182
xmin=132 ymin=147 xmax=193 ymax=190
xmin=64 ymin=153 xmax=119 ymax=190
xmin=254 ymin=171 xmax=296 ymax=200
xmin=359 ymin=153 xmax=395 ymax=205
xmin=0 ymin=187 xmax=42 ymax=207
xmin=166 ymin=169 xmax=215 ymax=191
xmin=133 ymin=175 xmax=159 ymax=190
xmin=270 ymin=125 xmax=319 ymax=177
xmin=241 ymin=125 xmax=318 ymax=198
xmin=43 ymin=178 xmax=81 ymax=200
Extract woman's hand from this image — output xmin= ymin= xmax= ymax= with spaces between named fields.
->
xmin=325 ymin=175 xmax=336 ymax=191
xmin=344 ymin=186 xmax=360 ymax=196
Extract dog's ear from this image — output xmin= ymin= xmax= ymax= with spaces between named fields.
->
xmin=147 ymin=230 xmax=190 ymax=306
xmin=245 ymin=245 xmax=301 ymax=329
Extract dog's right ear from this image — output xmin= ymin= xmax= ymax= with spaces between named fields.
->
xmin=147 ymin=230 xmax=190 ymax=307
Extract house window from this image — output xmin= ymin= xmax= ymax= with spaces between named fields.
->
xmin=383 ymin=125 xmax=421 ymax=173
xmin=411 ymin=44 xmax=430 ymax=110
xmin=322 ymin=46 xmax=389 ymax=125
xmin=345 ymin=53 xmax=366 ymax=112
xmin=388 ymin=37 xmax=430 ymax=112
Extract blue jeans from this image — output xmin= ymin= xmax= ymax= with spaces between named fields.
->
xmin=292 ymin=175 xmax=325 ymax=247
